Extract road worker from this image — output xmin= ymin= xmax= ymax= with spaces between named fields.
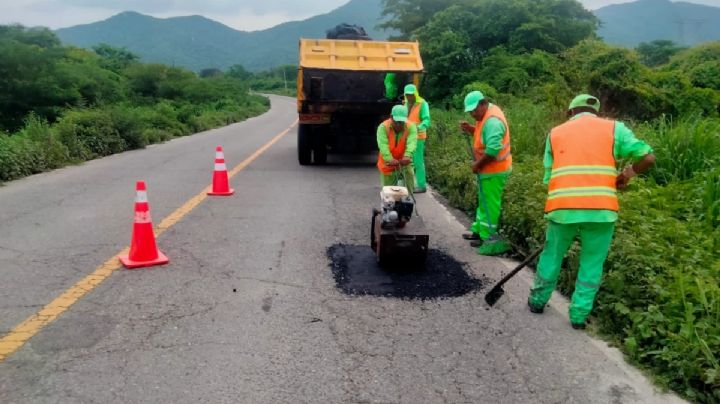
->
xmin=460 ymin=91 xmax=512 ymax=253
xmin=403 ymin=84 xmax=431 ymax=193
xmin=377 ymin=105 xmax=417 ymax=194
xmin=528 ymin=94 xmax=656 ymax=329
xmin=384 ymin=73 xmax=398 ymax=101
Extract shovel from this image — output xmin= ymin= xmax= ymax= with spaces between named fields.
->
xmin=484 ymin=247 xmax=543 ymax=306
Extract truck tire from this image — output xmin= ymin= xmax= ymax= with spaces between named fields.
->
xmin=298 ymin=124 xmax=312 ymax=165
xmin=313 ymin=127 xmax=328 ymax=165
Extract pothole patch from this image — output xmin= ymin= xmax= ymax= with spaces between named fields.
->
xmin=327 ymin=244 xmax=486 ymax=300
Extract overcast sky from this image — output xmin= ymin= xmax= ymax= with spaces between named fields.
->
xmin=1 ymin=0 xmax=719 ymax=31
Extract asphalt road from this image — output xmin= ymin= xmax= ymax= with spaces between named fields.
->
xmin=0 ymin=95 xmax=684 ymax=403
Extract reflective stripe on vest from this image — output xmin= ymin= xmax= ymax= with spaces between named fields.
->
xmin=407 ymin=101 xmax=427 ymax=140
xmin=545 ymin=116 xmax=618 ymax=213
xmin=377 ymin=120 xmax=409 ymax=174
xmin=473 ymin=104 xmax=512 ymax=174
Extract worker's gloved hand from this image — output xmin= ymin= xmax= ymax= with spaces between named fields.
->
xmin=616 ymin=166 xmax=636 ymax=190
xmin=400 ymin=157 xmax=412 ymax=166
xmin=460 ymin=121 xmax=474 ymax=135
xmin=471 ymin=159 xmax=482 ymax=174
xmin=386 ymin=159 xmax=400 ymax=167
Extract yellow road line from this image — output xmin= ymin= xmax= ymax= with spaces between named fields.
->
xmin=0 ymin=120 xmax=297 ymax=363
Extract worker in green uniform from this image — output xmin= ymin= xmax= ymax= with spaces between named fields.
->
xmin=376 ymin=105 xmax=418 ymax=194
xmin=460 ymin=91 xmax=513 ymax=252
xmin=403 ymin=84 xmax=431 ymax=193
xmin=528 ymin=94 xmax=656 ymax=329
xmin=384 ymin=73 xmax=398 ymax=101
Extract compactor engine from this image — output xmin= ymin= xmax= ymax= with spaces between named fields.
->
xmin=371 ymin=187 xmax=429 ymax=269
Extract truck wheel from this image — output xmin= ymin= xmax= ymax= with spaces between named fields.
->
xmin=313 ymin=127 xmax=328 ymax=165
xmin=298 ymin=124 xmax=312 ymax=165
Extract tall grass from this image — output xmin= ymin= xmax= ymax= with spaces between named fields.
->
xmin=638 ymin=115 xmax=720 ymax=184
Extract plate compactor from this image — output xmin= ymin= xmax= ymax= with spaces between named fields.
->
xmin=371 ymin=186 xmax=429 ymax=269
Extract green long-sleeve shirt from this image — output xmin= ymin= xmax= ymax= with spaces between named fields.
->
xmin=544 ymin=113 xmax=653 ymax=223
xmin=476 ymin=112 xmax=510 ymax=179
xmin=384 ymin=73 xmax=398 ymax=100
xmin=407 ymin=100 xmax=431 ymax=133
xmin=377 ymin=122 xmax=418 ymax=162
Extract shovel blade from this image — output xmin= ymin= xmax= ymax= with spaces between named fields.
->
xmin=484 ymin=285 xmax=505 ymax=306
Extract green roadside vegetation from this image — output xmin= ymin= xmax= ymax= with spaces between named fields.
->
xmin=0 ymin=25 xmax=270 ymax=182
xmin=224 ymin=64 xmax=297 ymax=97
xmin=379 ymin=0 xmax=720 ymax=401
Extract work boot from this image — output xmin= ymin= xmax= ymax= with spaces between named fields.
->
xmin=462 ymin=232 xmax=480 ymax=240
xmin=528 ymin=301 xmax=544 ymax=314
xmin=415 ymin=187 xmax=427 ymax=193
xmin=469 ymin=240 xmax=483 ymax=248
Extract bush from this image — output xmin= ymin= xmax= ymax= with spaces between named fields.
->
xmin=19 ymin=114 xmax=69 ymax=169
xmin=107 ymin=106 xmax=148 ymax=149
xmin=0 ymin=133 xmax=40 ymax=181
xmin=55 ymin=109 xmax=126 ymax=159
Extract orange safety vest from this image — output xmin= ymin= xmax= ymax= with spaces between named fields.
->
xmin=407 ymin=100 xmax=427 ymax=140
xmin=377 ymin=120 xmax=409 ymax=174
xmin=473 ymin=104 xmax=512 ymax=174
xmin=545 ymin=115 xmax=619 ymax=213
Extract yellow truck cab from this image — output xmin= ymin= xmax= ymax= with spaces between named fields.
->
xmin=297 ymin=38 xmax=424 ymax=165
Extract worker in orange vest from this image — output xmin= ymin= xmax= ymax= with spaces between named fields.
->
xmin=403 ymin=84 xmax=431 ymax=193
xmin=460 ymin=91 xmax=512 ymax=254
xmin=377 ymin=105 xmax=418 ymax=193
xmin=528 ymin=94 xmax=656 ymax=330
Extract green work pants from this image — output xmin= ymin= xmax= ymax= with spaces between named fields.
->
xmin=414 ymin=139 xmax=427 ymax=189
xmin=529 ymin=221 xmax=615 ymax=324
xmin=470 ymin=175 xmax=507 ymax=240
xmin=380 ymin=166 xmax=415 ymax=195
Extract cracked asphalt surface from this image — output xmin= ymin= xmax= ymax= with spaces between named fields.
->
xmin=0 ymin=96 xmax=684 ymax=403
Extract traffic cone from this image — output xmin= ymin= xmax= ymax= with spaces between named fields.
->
xmin=119 ymin=181 xmax=169 ymax=269
xmin=208 ymin=146 xmax=234 ymax=196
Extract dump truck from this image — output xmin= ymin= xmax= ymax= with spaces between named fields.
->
xmin=296 ymin=35 xmax=424 ymax=165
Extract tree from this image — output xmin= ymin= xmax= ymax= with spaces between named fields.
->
xmin=0 ymin=24 xmax=60 ymax=48
xmin=200 ymin=68 xmax=223 ymax=78
xmin=562 ymin=40 xmax=670 ymax=119
xmin=248 ymin=65 xmax=297 ymax=93
xmin=416 ymin=0 xmax=597 ymax=101
xmin=227 ymin=64 xmax=253 ymax=81
xmin=665 ymin=42 xmax=720 ymax=91
xmin=0 ymin=32 xmax=73 ymax=130
xmin=378 ymin=0 xmax=468 ymax=39
xmin=636 ymin=40 xmax=685 ymax=67
xmin=93 ymin=43 xmax=139 ymax=72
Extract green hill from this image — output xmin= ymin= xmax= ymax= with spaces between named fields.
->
xmin=55 ymin=0 xmax=387 ymax=72
xmin=596 ymin=0 xmax=720 ymax=47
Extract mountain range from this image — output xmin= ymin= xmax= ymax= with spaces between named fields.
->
xmin=54 ymin=0 xmax=720 ymax=72
xmin=596 ymin=0 xmax=720 ymax=47
xmin=56 ymin=0 xmax=387 ymax=72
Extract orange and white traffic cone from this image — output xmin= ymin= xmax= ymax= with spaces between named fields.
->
xmin=119 ymin=181 xmax=169 ymax=269
xmin=208 ymin=146 xmax=234 ymax=196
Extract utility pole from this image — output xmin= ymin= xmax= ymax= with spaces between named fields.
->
xmin=283 ymin=68 xmax=288 ymax=93
xmin=674 ymin=18 xmax=708 ymax=46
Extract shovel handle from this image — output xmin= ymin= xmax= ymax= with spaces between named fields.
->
xmin=492 ymin=247 xmax=544 ymax=290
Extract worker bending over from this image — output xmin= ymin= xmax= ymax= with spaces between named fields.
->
xmin=377 ymin=105 xmax=418 ymax=194
xmin=528 ymin=94 xmax=655 ymax=329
